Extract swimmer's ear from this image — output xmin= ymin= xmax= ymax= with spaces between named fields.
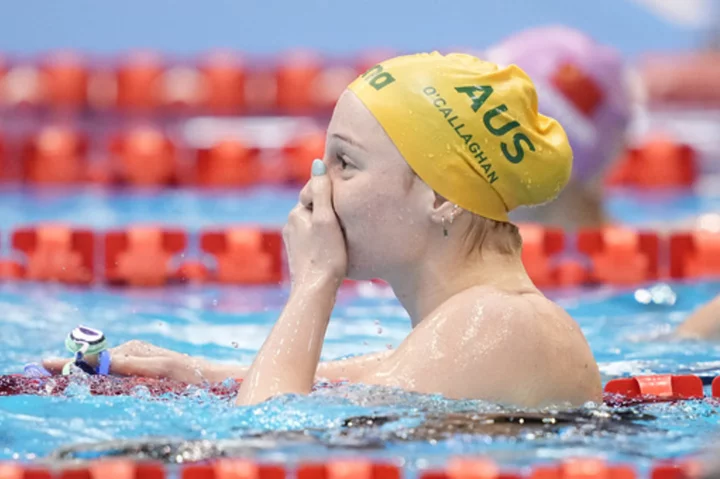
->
xmin=429 ymin=193 xmax=461 ymax=227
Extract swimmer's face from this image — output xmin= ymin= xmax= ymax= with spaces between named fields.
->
xmin=322 ymin=90 xmax=436 ymax=280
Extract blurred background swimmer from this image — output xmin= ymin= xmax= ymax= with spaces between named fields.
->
xmin=675 ymin=293 xmax=720 ymax=339
xmin=485 ymin=25 xmax=636 ymax=230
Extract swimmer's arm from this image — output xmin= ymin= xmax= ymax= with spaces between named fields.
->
xmin=206 ymin=350 xmax=392 ymax=383
xmin=235 ymin=280 xmax=337 ymax=406
xmin=43 ymin=344 xmax=390 ymax=385
xmin=674 ymin=294 xmax=720 ymax=339
xmin=316 ymin=350 xmax=393 ymax=381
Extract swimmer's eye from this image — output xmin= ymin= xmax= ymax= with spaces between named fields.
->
xmin=336 ymin=153 xmax=349 ymax=170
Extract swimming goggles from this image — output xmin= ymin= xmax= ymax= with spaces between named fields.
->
xmin=24 ymin=325 xmax=111 ymax=378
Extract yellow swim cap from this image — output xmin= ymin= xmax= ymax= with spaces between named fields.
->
xmin=348 ymin=52 xmax=573 ymax=222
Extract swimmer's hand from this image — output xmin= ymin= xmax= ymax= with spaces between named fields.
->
xmin=287 ymin=159 xmax=347 ymax=287
xmin=41 ymin=340 xmax=238 ymax=384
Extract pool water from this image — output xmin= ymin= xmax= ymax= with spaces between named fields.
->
xmin=0 ymin=186 xmax=718 ymax=472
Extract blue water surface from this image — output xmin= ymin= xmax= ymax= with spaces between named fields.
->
xmin=0 ymin=187 xmax=718 ymax=473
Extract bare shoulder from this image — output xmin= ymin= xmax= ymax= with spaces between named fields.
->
xmin=361 ymin=285 xmax=602 ymax=407
xmin=436 ymin=286 xmax=603 ymax=406
xmin=448 ymin=285 xmax=591 ymax=357
xmin=443 ymin=285 xmax=574 ymax=332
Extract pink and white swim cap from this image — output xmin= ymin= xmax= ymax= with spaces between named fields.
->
xmin=484 ymin=26 xmax=632 ymax=183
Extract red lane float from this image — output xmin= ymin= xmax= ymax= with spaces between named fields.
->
xmin=283 ymin=130 xmax=326 ymax=184
xmin=577 ymin=227 xmax=660 ymax=286
xmin=423 ymin=458 xmax=516 ymax=479
xmin=298 ymin=462 xmax=399 ymax=479
xmin=21 ymin=126 xmax=89 ymax=184
xmin=200 ymin=228 xmax=283 ymax=285
xmin=712 ymin=377 xmax=720 ymax=398
xmin=105 ymin=227 xmax=187 ymax=286
xmin=0 ymin=372 xmax=712 ymax=409
xmin=603 ymin=375 xmax=704 ymax=405
xmin=38 ymin=51 xmax=90 ymax=111
xmin=0 ymin=129 xmax=7 ymax=181
xmin=274 ymin=51 xmax=323 ymax=114
xmin=114 ymin=51 xmax=166 ymax=113
xmin=0 ymin=224 xmax=715 ymax=287
xmin=0 ymin=464 xmax=52 ymax=479
xmin=107 ymin=127 xmax=179 ymax=187
xmin=0 ymin=375 xmax=240 ymax=399
xmin=53 ymin=461 xmax=165 ymax=479
xmin=0 ymin=458 xmax=708 ymax=479
xmin=650 ymin=461 xmax=701 ymax=479
xmin=670 ymin=230 xmax=720 ymax=280
xmin=606 ymin=136 xmax=697 ymax=189
xmin=193 ymin=139 xmax=260 ymax=187
xmin=197 ymin=51 xmax=247 ymax=115
xmin=183 ymin=461 xmax=284 ymax=479
xmin=12 ymin=225 xmax=95 ymax=284
xmin=518 ymin=224 xmax=566 ymax=288
xmin=0 ymin=375 xmax=349 ymax=399
xmin=530 ymin=458 xmax=635 ymax=479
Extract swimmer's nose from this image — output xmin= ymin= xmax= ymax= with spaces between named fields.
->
xmin=299 ymin=181 xmax=313 ymax=210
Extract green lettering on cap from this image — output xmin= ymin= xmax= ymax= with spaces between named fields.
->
xmin=483 ymin=105 xmax=520 ymax=137
xmin=502 ymin=133 xmax=536 ymax=164
xmin=455 ymin=84 xmax=537 ymax=164
xmin=362 ymin=64 xmax=396 ymax=91
xmin=455 ymin=85 xmax=493 ymax=112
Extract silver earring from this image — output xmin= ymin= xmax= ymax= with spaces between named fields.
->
xmin=450 ymin=204 xmax=460 ymax=223
xmin=442 ymin=217 xmax=448 ymax=237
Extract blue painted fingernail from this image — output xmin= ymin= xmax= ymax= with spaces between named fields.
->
xmin=312 ymin=159 xmax=326 ymax=176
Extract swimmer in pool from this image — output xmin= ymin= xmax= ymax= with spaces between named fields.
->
xmin=486 ymin=27 xmax=719 ymax=344
xmin=44 ymin=52 xmax=602 ymax=408
xmin=484 ymin=26 xmax=635 ymax=229
xmin=675 ymin=294 xmax=720 ymax=339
